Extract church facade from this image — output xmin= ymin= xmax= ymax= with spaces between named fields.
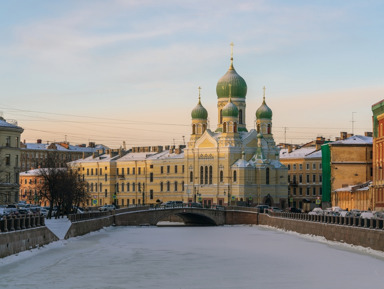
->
xmin=69 ymin=51 xmax=288 ymax=208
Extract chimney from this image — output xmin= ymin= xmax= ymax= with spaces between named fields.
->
xmin=88 ymin=142 xmax=96 ymax=148
xmin=365 ymin=132 xmax=373 ymax=137
xmin=340 ymin=132 xmax=347 ymax=140
xmin=288 ymin=144 xmax=292 ymax=153
xmin=37 ymin=139 xmax=42 ymax=144
xmin=315 ymin=137 xmax=325 ymax=150
xmin=346 ymin=133 xmax=354 ymax=138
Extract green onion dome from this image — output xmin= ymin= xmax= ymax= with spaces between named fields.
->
xmin=256 ymin=98 xmax=272 ymax=119
xmin=216 ymin=61 xmax=247 ymax=99
xmin=222 ymin=97 xmax=239 ymax=118
xmin=191 ymin=98 xmax=208 ymax=120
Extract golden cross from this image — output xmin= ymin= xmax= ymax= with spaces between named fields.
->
xmin=263 ymin=86 xmax=266 ymax=101
xmin=230 ymin=42 xmax=234 ymax=59
xmin=198 ymin=86 xmax=201 ymax=102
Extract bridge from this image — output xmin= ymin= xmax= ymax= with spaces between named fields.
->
xmin=113 ymin=206 xmax=258 ymax=226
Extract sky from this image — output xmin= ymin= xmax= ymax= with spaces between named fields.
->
xmin=1 ymin=0 xmax=383 ymax=148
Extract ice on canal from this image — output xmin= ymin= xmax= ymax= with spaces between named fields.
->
xmin=1 ymin=225 xmax=384 ymax=289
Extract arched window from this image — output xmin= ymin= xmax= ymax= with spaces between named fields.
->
xmin=233 ymin=171 xmax=237 ymax=182
xmin=239 ymin=109 xmax=243 ymax=124
xmin=205 ymin=166 xmax=208 ymax=184
xmin=220 ymin=171 xmax=223 ymax=182
xmin=100 ymin=183 xmax=103 ymax=192
xmin=209 ymin=166 xmax=212 ymax=184
xmin=267 ymin=124 xmax=271 ymax=134
xmin=121 ymin=183 xmax=124 ymax=192
xmin=192 ymin=124 xmax=196 ymax=135
xmin=95 ymin=183 xmax=98 ymax=192
xmin=220 ymin=109 xmax=223 ymax=124
xmin=190 ymin=171 xmax=193 ymax=182
xmin=203 ymin=124 xmax=206 ymax=133
xmin=223 ymin=122 xmax=227 ymax=133
xmin=160 ymin=182 xmax=163 ymax=192
xmin=234 ymin=122 xmax=237 ymax=133
xmin=182 ymin=181 xmax=184 ymax=191
xmin=138 ymin=183 xmax=141 ymax=192
xmin=257 ymin=124 xmax=260 ymax=133
xmin=266 ymin=168 xmax=270 ymax=185
xmin=132 ymin=183 xmax=136 ymax=192
xmin=126 ymin=183 xmax=129 ymax=192
xmin=167 ymin=181 xmax=170 ymax=191
xmin=200 ymin=166 xmax=204 ymax=185
xmin=174 ymin=181 xmax=178 ymax=191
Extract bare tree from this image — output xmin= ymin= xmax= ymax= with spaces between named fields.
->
xmin=39 ymin=152 xmax=89 ymax=218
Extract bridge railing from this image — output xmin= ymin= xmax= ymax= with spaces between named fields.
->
xmin=0 ymin=214 xmax=45 ymax=233
xmin=265 ymin=211 xmax=384 ymax=230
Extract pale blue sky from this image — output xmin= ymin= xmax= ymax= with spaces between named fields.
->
xmin=1 ymin=0 xmax=383 ymax=147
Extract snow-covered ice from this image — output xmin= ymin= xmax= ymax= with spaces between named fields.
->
xmin=0 ymin=225 xmax=383 ymax=289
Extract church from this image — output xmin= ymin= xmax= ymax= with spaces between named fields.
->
xmin=70 ymin=47 xmax=288 ymax=208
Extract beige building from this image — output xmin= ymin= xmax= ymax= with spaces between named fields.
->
xmin=280 ymin=138 xmax=324 ymax=212
xmin=20 ymin=140 xmax=104 ymax=172
xmin=70 ymin=51 xmax=288 ymax=208
xmin=0 ymin=117 xmax=23 ymax=204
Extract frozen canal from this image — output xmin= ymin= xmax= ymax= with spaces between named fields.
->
xmin=1 ymin=225 xmax=384 ymax=289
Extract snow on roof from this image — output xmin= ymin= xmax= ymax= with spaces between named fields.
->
xmin=334 ymin=181 xmax=372 ymax=192
xmin=270 ymin=159 xmax=285 ymax=168
xmin=118 ymin=152 xmax=158 ymax=161
xmin=69 ymin=153 xmax=119 ymax=164
xmin=306 ymin=149 xmax=322 ymax=159
xmin=331 ymin=135 xmax=372 ymax=145
xmin=146 ymin=150 xmax=184 ymax=160
xmin=0 ymin=119 xmax=22 ymax=129
xmin=23 ymin=142 xmax=98 ymax=153
xmin=280 ymin=147 xmax=318 ymax=159
xmin=232 ymin=158 xmax=251 ymax=168
xmin=20 ymin=168 xmax=66 ymax=176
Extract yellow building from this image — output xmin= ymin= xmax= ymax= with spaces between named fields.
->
xmin=70 ymin=49 xmax=288 ymax=208
xmin=280 ymin=138 xmax=324 ymax=212
xmin=0 ymin=117 xmax=23 ymax=204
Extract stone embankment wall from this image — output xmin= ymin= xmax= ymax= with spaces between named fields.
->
xmin=225 ymin=210 xmax=258 ymax=225
xmin=0 ymin=227 xmax=59 ymax=258
xmin=64 ymin=216 xmax=114 ymax=239
xmin=259 ymin=214 xmax=384 ymax=252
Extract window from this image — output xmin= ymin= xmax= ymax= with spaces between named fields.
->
xmin=313 ymin=174 xmax=316 ymax=183
xmin=160 ymin=182 xmax=163 ymax=192
xmin=5 ymin=154 xmax=10 ymax=166
xmin=105 ymin=174 xmax=107 ymax=181
xmin=127 ymin=168 xmax=130 ymax=175
xmin=161 ymin=166 xmax=164 ymax=174
xmin=293 ymin=164 xmax=297 ymax=170
xmin=293 ymin=187 xmax=296 ymax=195
xmin=182 ymin=181 xmax=184 ymax=191
xmin=100 ymin=168 xmax=102 ymax=175
xmin=138 ymin=168 xmax=141 ymax=175
xmin=306 ymin=164 xmax=310 ymax=170
xmin=200 ymin=167 xmax=203 ymax=185
xmin=132 ymin=183 xmax=136 ymax=192
xmin=233 ymin=171 xmax=237 ymax=182
xmin=175 ymin=166 xmax=178 ymax=173
xmin=288 ymin=175 xmax=291 ymax=182
xmin=87 ymin=169 xmax=89 ymax=176
xmin=116 ymin=168 xmax=119 ymax=175
xmin=287 ymin=164 xmax=291 ymax=170
xmin=319 ymin=163 xmax=322 ymax=169
xmin=132 ymin=168 xmax=135 ymax=175
xmin=100 ymin=183 xmax=103 ymax=192
xmin=121 ymin=183 xmax=125 ymax=192
xmin=299 ymin=164 xmax=303 ymax=170
xmin=312 ymin=187 xmax=316 ymax=196
xmin=6 ymin=136 xmax=10 ymax=147
xmin=306 ymin=175 xmax=309 ymax=183
xmin=239 ymin=109 xmax=243 ymax=124
xmin=150 ymin=165 xmax=153 ymax=169
xmin=121 ymin=168 xmax=124 ymax=175
xmin=167 ymin=182 xmax=170 ymax=191
xmin=150 ymin=190 xmax=153 ymax=200
xmin=91 ymin=169 xmax=94 ymax=175
xmin=182 ymin=165 xmax=185 ymax=173
xmin=299 ymin=188 xmax=303 ymax=195
xmin=174 ymin=182 xmax=178 ymax=191
xmin=319 ymin=174 xmax=322 ymax=182
xmin=150 ymin=173 xmax=153 ymax=182
xmin=209 ymin=166 xmax=212 ymax=184
xmin=299 ymin=175 xmax=302 ymax=183
xmin=320 ymin=187 xmax=322 ymax=195
xmin=266 ymin=168 xmax=270 ymax=185
xmin=190 ymin=171 xmax=193 ymax=182
xmin=306 ymin=187 xmax=310 ymax=196
xmin=220 ymin=171 xmax=223 ymax=182
xmin=312 ymin=163 xmax=316 ymax=170
xmin=205 ymin=166 xmax=208 ymax=184
xmin=167 ymin=166 xmax=170 ymax=174
xmin=127 ymin=183 xmax=130 ymax=192
xmin=95 ymin=183 xmax=98 ymax=192
xmin=127 ymin=199 xmax=130 ymax=206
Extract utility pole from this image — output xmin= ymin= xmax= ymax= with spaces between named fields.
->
xmin=182 ymin=136 xmax=185 ymax=146
xmin=351 ymin=112 xmax=357 ymax=135
xmin=283 ymin=127 xmax=288 ymax=144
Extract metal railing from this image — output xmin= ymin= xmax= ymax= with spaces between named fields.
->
xmin=266 ymin=211 xmax=384 ymax=230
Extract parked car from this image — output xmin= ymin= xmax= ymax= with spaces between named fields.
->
xmin=285 ymin=207 xmax=302 ymax=213
xmin=163 ymin=201 xmax=184 ymax=208
xmin=308 ymin=208 xmax=324 ymax=215
xmin=212 ymin=205 xmax=225 ymax=211
xmin=373 ymin=211 xmax=384 ymax=220
xmin=256 ymin=205 xmax=270 ymax=213
xmin=269 ymin=207 xmax=283 ymax=213
xmin=360 ymin=211 xmax=374 ymax=219
xmin=187 ymin=202 xmax=203 ymax=208
xmin=98 ymin=205 xmax=116 ymax=212
xmin=349 ymin=209 xmax=361 ymax=217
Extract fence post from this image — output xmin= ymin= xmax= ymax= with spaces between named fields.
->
xmin=2 ymin=216 xmax=8 ymax=232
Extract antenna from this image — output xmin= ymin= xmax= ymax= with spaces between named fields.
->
xmin=182 ymin=136 xmax=185 ymax=146
xmin=283 ymin=127 xmax=288 ymax=144
xmin=351 ymin=112 xmax=357 ymax=135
